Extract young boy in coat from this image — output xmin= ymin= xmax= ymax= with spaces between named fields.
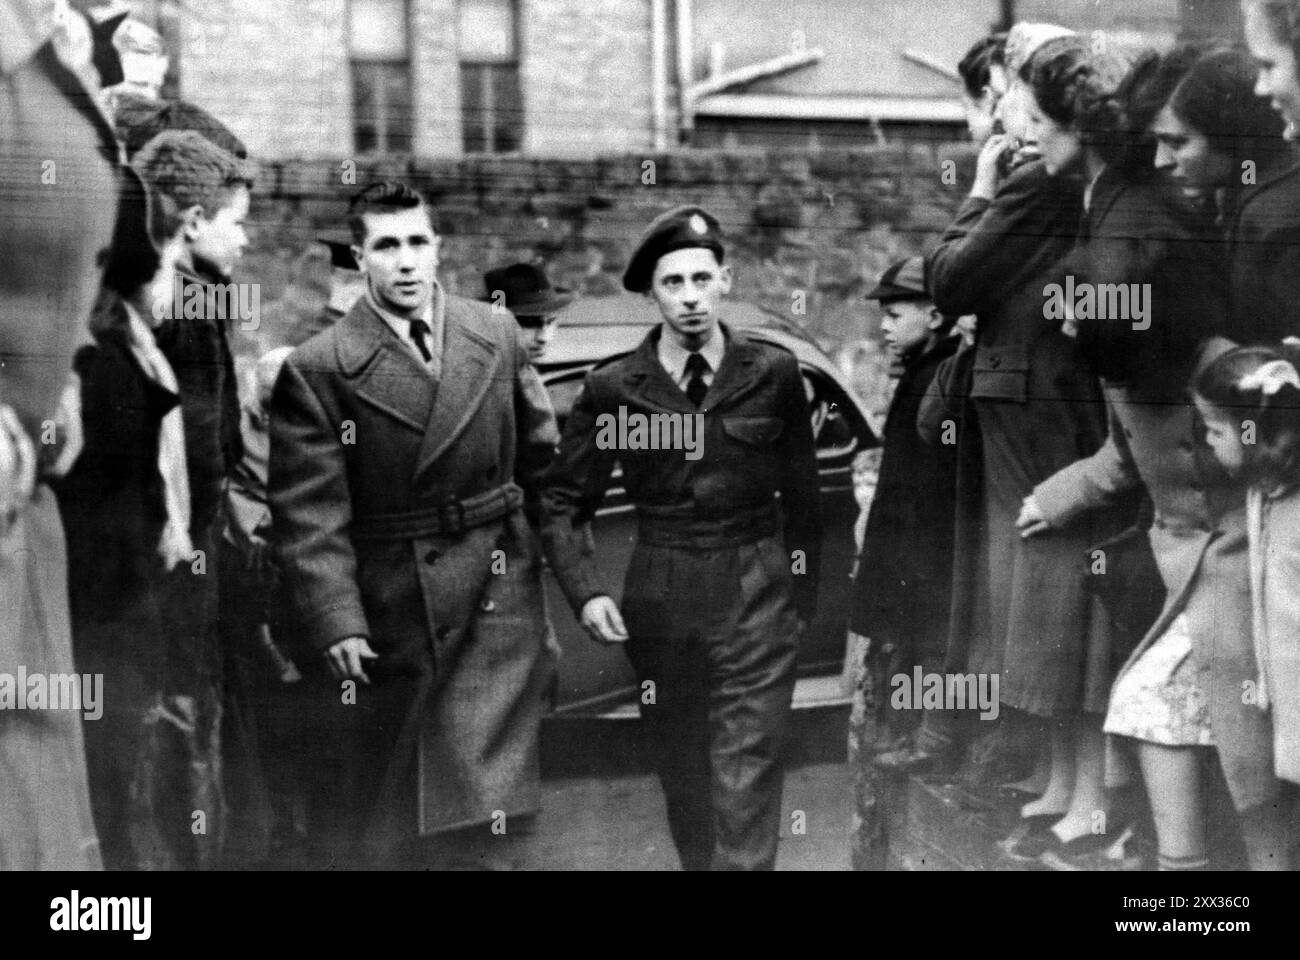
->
xmin=848 ymin=258 xmax=961 ymax=754
xmin=133 ymin=129 xmax=253 ymax=867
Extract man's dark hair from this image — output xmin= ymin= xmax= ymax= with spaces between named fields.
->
xmin=957 ymin=32 xmax=1007 ymax=99
xmin=347 ymin=180 xmax=432 ymax=245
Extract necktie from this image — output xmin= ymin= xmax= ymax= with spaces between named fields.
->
xmin=684 ymin=351 xmax=709 ymax=408
xmin=408 ymin=317 xmax=433 ymax=364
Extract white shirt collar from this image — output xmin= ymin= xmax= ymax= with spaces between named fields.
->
xmin=365 ymin=281 xmax=438 ymax=330
xmin=658 ymin=324 xmax=725 ymax=384
xmin=365 ymin=280 xmax=443 ymax=369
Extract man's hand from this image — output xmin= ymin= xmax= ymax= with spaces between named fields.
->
xmin=0 ymin=405 xmax=36 ymax=531
xmin=325 ymin=636 xmax=379 ymax=684
xmin=580 ymin=595 xmax=628 ymax=644
xmin=1015 ymin=494 xmax=1052 ymax=539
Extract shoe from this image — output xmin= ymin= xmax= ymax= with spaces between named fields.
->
xmin=1039 ymin=824 xmax=1138 ymax=872
xmin=872 ymin=742 xmax=957 ymax=777
xmin=998 ymin=813 xmax=1064 ymax=863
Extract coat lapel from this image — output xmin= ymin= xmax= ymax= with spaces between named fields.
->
xmin=414 ymin=301 xmax=499 ymax=480
xmin=700 ymin=324 xmax=761 ymax=411
xmin=337 ymin=299 xmax=435 ymax=434
xmin=622 ymin=328 xmax=698 ymax=415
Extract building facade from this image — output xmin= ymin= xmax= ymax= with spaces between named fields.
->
xmin=129 ymin=0 xmax=1204 ymax=160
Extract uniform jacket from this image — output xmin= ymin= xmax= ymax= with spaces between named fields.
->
xmin=540 ymin=323 xmax=821 ymax=623
xmin=849 ymin=334 xmax=959 ymax=662
xmin=1034 ymin=338 xmax=1277 ymax=811
xmin=153 ymin=265 xmax=243 ymax=534
xmin=1223 ymin=148 xmax=1300 ymax=345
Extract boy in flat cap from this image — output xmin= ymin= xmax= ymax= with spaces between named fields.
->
xmin=483 ymin=262 xmax=573 ymax=364
xmin=541 ymin=205 xmax=821 ymax=870
xmin=847 ymin=258 xmax=961 ymax=761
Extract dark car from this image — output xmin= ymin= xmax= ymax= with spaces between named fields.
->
xmin=538 ymin=294 xmax=878 ymax=718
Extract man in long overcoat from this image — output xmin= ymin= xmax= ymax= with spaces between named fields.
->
xmin=269 ymin=181 xmax=558 ymax=868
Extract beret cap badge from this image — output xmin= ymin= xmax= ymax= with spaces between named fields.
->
xmin=689 ymin=214 xmax=708 ymax=235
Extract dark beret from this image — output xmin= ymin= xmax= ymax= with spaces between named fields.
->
xmin=622 ymin=205 xmax=725 ymax=293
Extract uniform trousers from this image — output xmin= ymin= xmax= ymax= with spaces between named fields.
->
xmin=621 ymin=523 xmax=800 ymax=871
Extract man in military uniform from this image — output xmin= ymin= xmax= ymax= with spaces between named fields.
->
xmin=540 ymin=205 xmax=821 ymax=871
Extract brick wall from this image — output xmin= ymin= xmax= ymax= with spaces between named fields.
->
xmin=234 ymin=144 xmax=975 ymax=378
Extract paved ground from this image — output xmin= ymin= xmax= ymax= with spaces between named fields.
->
xmin=529 ymin=763 xmax=851 ymax=871
xmin=529 ymin=707 xmax=851 ymax=871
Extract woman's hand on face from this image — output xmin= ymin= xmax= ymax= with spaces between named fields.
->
xmin=973 ymin=133 xmax=1010 ymax=201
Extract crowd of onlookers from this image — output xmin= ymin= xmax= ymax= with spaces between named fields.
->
xmin=850 ymin=8 xmax=1300 ymax=871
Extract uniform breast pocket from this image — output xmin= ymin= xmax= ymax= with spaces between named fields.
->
xmin=721 ymin=416 xmax=785 ymax=446
xmin=970 ymin=342 xmax=1030 ymax=403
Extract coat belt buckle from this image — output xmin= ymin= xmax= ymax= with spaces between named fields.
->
xmin=439 ymin=496 xmax=467 ymax=535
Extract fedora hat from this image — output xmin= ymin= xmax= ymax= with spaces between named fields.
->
xmin=482 ymin=263 xmax=574 ymax=318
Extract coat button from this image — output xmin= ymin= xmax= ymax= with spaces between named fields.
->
xmin=425 ymin=548 xmax=440 ymax=564
xmin=481 ymin=599 xmax=496 ymax=612
xmin=436 ymin=625 xmax=451 ymax=641
xmin=988 ymin=354 xmax=1001 ymax=368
